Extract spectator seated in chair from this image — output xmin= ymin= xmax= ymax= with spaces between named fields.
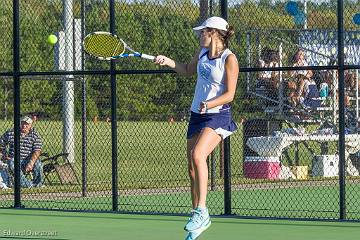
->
xmin=290 ymin=75 xmax=321 ymax=109
xmin=287 ymin=49 xmax=321 ymax=108
xmin=0 ymin=116 xmax=44 ymax=188
xmin=257 ymin=48 xmax=280 ymax=101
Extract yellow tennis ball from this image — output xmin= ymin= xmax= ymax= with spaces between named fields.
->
xmin=47 ymin=34 xmax=58 ymax=45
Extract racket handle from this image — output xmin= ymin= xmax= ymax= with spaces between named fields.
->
xmin=141 ymin=53 xmax=155 ymax=61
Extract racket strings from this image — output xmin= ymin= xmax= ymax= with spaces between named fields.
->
xmin=113 ymin=41 xmax=124 ymax=57
xmin=84 ymin=33 xmax=124 ymax=59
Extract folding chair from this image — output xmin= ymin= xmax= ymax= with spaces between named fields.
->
xmin=41 ymin=152 xmax=79 ymax=185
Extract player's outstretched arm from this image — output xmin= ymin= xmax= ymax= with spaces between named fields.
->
xmin=154 ymin=49 xmax=200 ymax=77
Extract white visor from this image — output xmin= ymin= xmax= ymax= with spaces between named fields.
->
xmin=193 ymin=16 xmax=229 ymax=32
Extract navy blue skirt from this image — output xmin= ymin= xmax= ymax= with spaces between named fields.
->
xmin=187 ymin=111 xmax=238 ymax=139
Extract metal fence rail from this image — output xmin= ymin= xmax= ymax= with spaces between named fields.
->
xmin=0 ymin=0 xmax=360 ymax=221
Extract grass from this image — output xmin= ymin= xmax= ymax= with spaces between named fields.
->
xmin=0 ymin=120 xmax=342 ymax=189
xmin=1 ymin=120 xmax=359 ymax=220
xmin=0 ymin=120 xmax=238 ymax=189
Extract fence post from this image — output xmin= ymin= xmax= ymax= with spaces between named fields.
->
xmin=80 ymin=0 xmax=87 ymax=198
xmin=223 ymin=137 xmax=231 ymax=215
xmin=109 ymin=0 xmax=119 ymax=212
xmin=220 ymin=0 xmax=231 ymax=216
xmin=200 ymin=0 xmax=208 ymax=21
xmin=12 ymin=0 xmax=21 ymax=208
xmin=62 ymin=0 xmax=75 ymax=164
xmin=337 ymin=0 xmax=346 ymax=220
xmin=220 ymin=0 xmax=228 ymax=20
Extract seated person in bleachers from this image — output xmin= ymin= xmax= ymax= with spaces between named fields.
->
xmin=325 ymin=70 xmax=353 ymax=107
xmin=292 ymin=75 xmax=321 ymax=108
xmin=288 ymin=49 xmax=320 ymax=108
xmin=257 ymin=48 xmax=280 ymax=99
xmin=345 ymin=70 xmax=358 ymax=95
xmin=321 ymin=70 xmax=336 ymax=96
xmin=0 ymin=116 xmax=44 ymax=188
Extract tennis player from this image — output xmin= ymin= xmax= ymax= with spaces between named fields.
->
xmin=155 ymin=16 xmax=239 ymax=239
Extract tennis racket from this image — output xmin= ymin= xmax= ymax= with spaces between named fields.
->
xmin=83 ymin=31 xmax=155 ymax=61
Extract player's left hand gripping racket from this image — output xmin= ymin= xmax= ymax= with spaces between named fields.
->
xmin=83 ymin=31 xmax=155 ymax=61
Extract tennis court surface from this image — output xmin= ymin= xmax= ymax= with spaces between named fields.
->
xmin=0 ymin=209 xmax=359 ymax=240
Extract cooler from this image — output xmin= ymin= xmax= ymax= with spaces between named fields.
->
xmin=312 ymin=155 xmax=339 ymax=177
xmin=244 ymin=156 xmax=280 ymax=179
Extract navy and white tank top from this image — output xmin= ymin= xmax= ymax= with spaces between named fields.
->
xmin=190 ymin=48 xmax=233 ymax=114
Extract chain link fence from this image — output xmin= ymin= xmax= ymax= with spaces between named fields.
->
xmin=1 ymin=0 xmax=360 ymax=221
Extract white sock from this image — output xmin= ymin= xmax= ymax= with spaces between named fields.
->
xmin=197 ymin=207 xmax=207 ymax=212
